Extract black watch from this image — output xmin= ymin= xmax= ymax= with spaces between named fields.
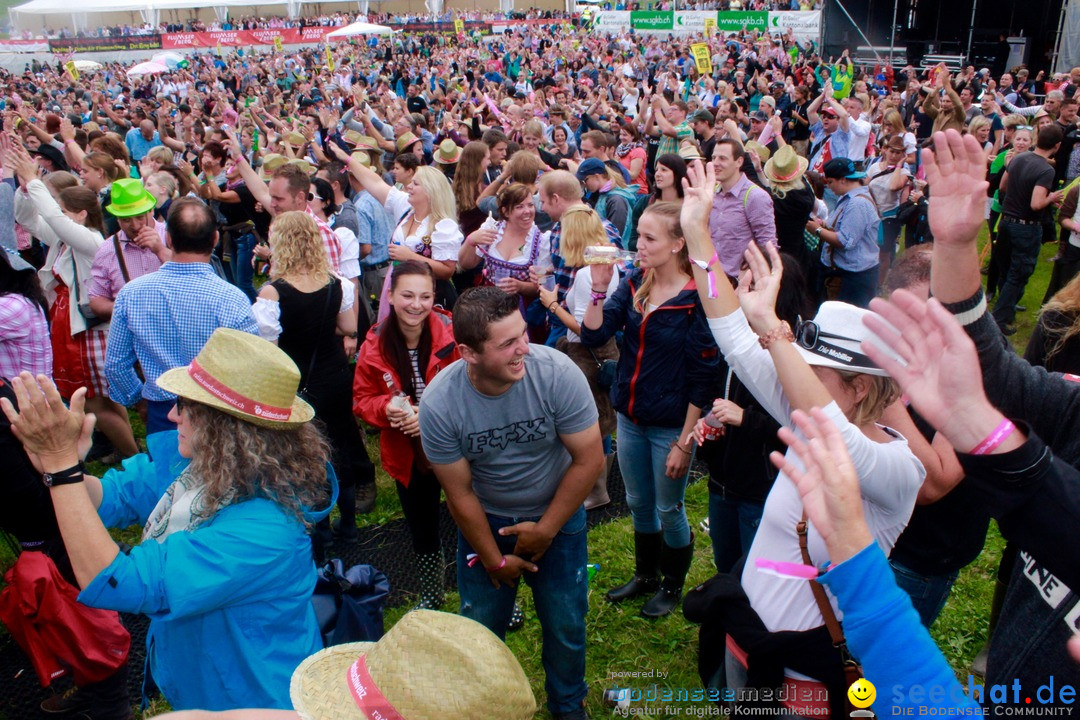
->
xmin=43 ymin=462 xmax=86 ymax=488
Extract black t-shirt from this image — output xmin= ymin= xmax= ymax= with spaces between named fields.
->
xmin=406 ymin=95 xmax=428 ymax=114
xmin=1002 ymin=151 xmax=1056 ymax=221
xmin=697 ymin=132 xmax=717 ymax=163
xmin=790 ymin=101 xmax=812 ymax=141
xmin=889 ymin=409 xmax=992 ymax=576
xmin=218 ymin=183 xmax=271 ymax=239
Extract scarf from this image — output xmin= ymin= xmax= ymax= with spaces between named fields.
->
xmin=142 ymin=467 xmax=233 ymax=542
xmin=615 ymin=141 xmax=641 ymax=159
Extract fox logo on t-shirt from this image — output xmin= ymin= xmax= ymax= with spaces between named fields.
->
xmin=467 ymin=418 xmax=547 ymax=453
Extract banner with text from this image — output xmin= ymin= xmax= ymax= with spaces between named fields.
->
xmin=594 ymin=10 xmax=817 ymax=40
xmin=766 ymin=10 xmax=821 ymax=41
xmin=50 ymin=35 xmax=161 ymax=52
xmin=161 ymin=26 xmax=334 ymax=49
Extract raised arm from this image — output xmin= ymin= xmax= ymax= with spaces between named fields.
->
xmin=223 ymin=127 xmax=273 ymax=213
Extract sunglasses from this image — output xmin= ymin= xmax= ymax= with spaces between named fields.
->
xmin=1016 ymin=125 xmax=1034 ymax=130
xmin=174 ymin=396 xmax=191 ymax=414
xmin=795 ymin=317 xmax=877 ymax=369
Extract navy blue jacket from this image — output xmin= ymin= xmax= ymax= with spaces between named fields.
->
xmin=580 ymin=268 xmax=719 ymax=428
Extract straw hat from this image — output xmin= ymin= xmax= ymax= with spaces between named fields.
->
xmin=284 ymin=131 xmax=308 ymax=147
xmin=395 ymin=131 xmax=421 ymax=153
xmin=744 ymin=140 xmax=771 ymax=163
xmin=355 ymin=135 xmax=381 ymax=152
xmin=763 ymin=145 xmax=809 ymax=186
xmin=342 ymin=129 xmax=365 ymax=147
xmin=678 ymin=141 xmax=703 ymax=162
xmin=258 ymin=153 xmax=288 ymax=180
xmin=290 ymin=610 xmax=536 ymax=720
xmin=288 ymin=158 xmax=315 ymax=174
xmin=157 ymin=328 xmax=314 ymax=429
xmin=433 ymin=138 xmax=462 ymax=165
xmin=105 ymin=178 xmax=156 ymax=218
xmin=351 ymin=150 xmax=372 ymax=168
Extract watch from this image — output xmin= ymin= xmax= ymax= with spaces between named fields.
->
xmin=815 ymin=226 xmax=823 ymax=236
xmin=42 ymin=462 xmax=86 ymax=488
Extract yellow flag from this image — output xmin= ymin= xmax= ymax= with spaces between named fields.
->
xmin=691 ymin=43 xmax=713 ymax=75
xmin=454 ymin=19 xmax=465 ymax=35
xmin=704 ymin=17 xmax=716 ymax=37
xmin=273 ymin=35 xmax=283 ymax=52
xmin=216 ymin=42 xmax=223 ymax=57
xmin=326 ymin=45 xmax=335 ymax=72
xmin=64 ymin=60 xmax=79 ymax=81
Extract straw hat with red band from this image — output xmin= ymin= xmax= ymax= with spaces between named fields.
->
xmin=290 ymin=610 xmax=536 ymax=720
xmin=763 ymin=145 xmax=809 ymax=187
xmin=157 ymin=328 xmax=314 ymax=429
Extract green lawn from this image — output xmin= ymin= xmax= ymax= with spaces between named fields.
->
xmin=0 ymin=232 xmax=1062 ymax=718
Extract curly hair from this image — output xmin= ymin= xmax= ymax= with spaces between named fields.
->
xmin=184 ymin=402 xmax=331 ymax=525
xmin=268 ymin=211 xmax=330 ymax=284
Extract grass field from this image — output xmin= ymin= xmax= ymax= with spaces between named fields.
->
xmin=0 ymin=231 xmax=1061 ymax=719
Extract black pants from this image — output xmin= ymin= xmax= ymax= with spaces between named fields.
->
xmin=395 ymin=464 xmax=443 ymax=555
xmin=1043 ymin=242 xmax=1080 ymax=303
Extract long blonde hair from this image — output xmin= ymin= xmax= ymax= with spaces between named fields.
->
xmin=268 ymin=211 xmax=330 ymax=283
xmin=1039 ymin=271 xmax=1080 ymax=362
xmin=560 ymin=205 xmax=610 ymax=267
xmin=412 ymin=166 xmax=458 ymax=226
xmin=632 ymin=202 xmax=691 ymax=314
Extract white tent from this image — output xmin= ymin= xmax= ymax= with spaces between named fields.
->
xmin=10 ymin=0 xmax=298 ymax=30
xmin=324 ymin=21 xmax=394 ymax=39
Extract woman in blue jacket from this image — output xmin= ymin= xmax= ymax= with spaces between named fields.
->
xmin=581 ymin=201 xmax=719 ymax=618
xmin=0 ymin=329 xmax=336 ymax=712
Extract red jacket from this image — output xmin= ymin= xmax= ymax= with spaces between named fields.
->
xmin=353 ymin=308 xmax=459 ymax=486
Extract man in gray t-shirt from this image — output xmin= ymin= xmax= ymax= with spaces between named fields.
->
xmin=420 ymin=288 xmax=602 ymax=720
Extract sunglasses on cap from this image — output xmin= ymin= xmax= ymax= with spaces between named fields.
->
xmin=795 ymin=317 xmax=878 ymax=369
xmin=1016 ymin=125 xmax=1034 ymax=130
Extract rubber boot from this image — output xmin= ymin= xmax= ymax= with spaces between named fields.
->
xmin=641 ymin=532 xmax=695 ymax=619
xmin=606 ymin=531 xmax=661 ymax=603
xmin=415 ymin=551 xmax=445 ymax=610
xmin=584 ymin=454 xmax=613 ymax=511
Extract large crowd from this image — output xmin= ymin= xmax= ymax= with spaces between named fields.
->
xmin=0 ymin=13 xmax=1078 ymax=720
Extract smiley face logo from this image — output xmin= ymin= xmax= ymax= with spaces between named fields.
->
xmin=848 ymin=678 xmax=876 ymax=709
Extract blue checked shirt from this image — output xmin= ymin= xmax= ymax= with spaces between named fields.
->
xmin=550 ymin=215 xmax=623 ymax=303
xmin=105 ymin=262 xmax=258 ymax=405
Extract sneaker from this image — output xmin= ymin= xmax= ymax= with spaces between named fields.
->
xmin=698 ymin=517 xmax=711 ymax=538
xmin=41 ymin=686 xmax=89 ymax=714
xmin=355 ymin=483 xmax=377 ymax=514
xmin=507 ymin=602 xmax=525 ymax=632
xmin=1014 ymin=305 xmax=1026 ymax=313
xmin=1000 ymin=324 xmax=1018 ymax=336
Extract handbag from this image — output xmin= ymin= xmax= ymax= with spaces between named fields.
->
xmin=311 ymin=559 xmax=389 ymax=647
xmin=592 ymin=348 xmax=618 ymax=391
xmin=796 ymin=511 xmax=864 ymax=709
xmin=69 ymin=256 xmax=105 ymax=329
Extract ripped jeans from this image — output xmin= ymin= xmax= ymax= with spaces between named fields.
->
xmin=616 ymin=413 xmax=693 ymax=547
xmin=456 ymin=506 xmax=588 ymax=715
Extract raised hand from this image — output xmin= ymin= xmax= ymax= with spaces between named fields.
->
xmin=679 ymin=158 xmax=715 ymax=261
xmin=862 ymin=290 xmax=1000 ymax=452
xmin=770 ymin=407 xmax=873 ymax=564
xmin=736 ymin=241 xmax=784 ymax=335
xmin=921 ymin=129 xmax=988 ymax=248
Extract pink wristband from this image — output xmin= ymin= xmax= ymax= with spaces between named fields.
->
xmin=690 ymin=252 xmax=721 ymax=299
xmin=970 ymin=419 xmax=1015 ymax=455
xmin=484 ymin=556 xmax=508 ymax=572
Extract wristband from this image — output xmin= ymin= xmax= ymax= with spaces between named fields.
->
xmin=970 ymin=418 xmax=1015 ymax=455
xmin=689 ymin=251 xmax=721 ymax=299
xmin=548 ymin=301 xmax=560 ymax=313
xmin=42 ymin=462 xmax=86 ymax=488
xmin=485 ymin=556 xmax=508 ymax=572
xmin=590 ymin=291 xmax=607 ymax=305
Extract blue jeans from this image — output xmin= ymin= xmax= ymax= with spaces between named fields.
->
xmin=991 ymin=219 xmax=1042 ymax=327
xmin=708 ymin=491 xmax=764 ymax=574
xmin=146 ymin=399 xmax=177 ymax=435
xmin=457 ymin=507 xmax=588 ymax=715
xmin=889 ymin=559 xmax=958 ymax=628
xmin=229 ymin=232 xmax=257 ymax=303
xmin=816 ymin=264 xmax=880 ymax=308
xmin=616 ymin=413 xmax=692 ymax=547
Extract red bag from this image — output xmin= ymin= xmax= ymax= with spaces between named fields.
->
xmin=0 ymin=551 xmax=130 ymax=687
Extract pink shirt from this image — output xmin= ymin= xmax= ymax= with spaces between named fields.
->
xmin=88 ymin=221 xmax=169 ymax=300
xmin=0 ymin=294 xmax=52 ymax=379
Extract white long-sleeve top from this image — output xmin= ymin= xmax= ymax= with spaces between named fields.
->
xmin=14 ymin=179 xmax=105 ymax=336
xmin=706 ymin=309 xmax=924 ymax=636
